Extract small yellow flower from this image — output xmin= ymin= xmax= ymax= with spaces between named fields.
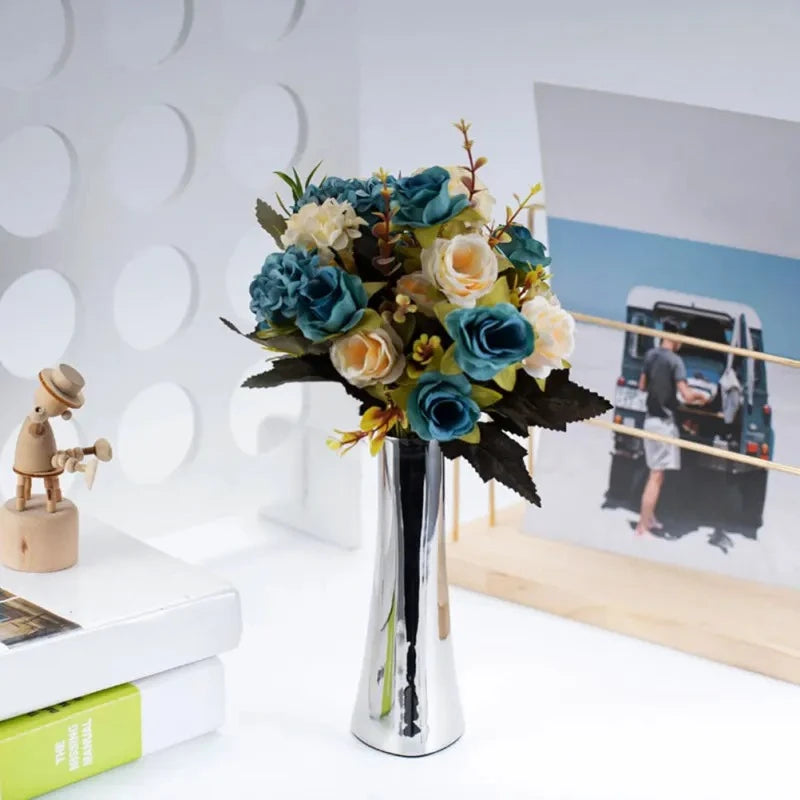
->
xmin=411 ymin=333 xmax=442 ymax=366
xmin=328 ymin=404 xmax=406 ymax=456
xmin=393 ymin=293 xmax=417 ymax=324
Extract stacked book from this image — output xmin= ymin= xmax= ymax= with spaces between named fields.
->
xmin=0 ymin=521 xmax=242 ymax=799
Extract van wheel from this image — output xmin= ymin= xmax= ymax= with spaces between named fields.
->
xmin=607 ymin=455 xmax=646 ymax=507
xmin=737 ymin=470 xmax=768 ymax=529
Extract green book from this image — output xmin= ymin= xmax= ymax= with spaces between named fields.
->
xmin=0 ymin=658 xmax=224 ymax=800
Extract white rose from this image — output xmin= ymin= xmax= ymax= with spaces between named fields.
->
xmin=421 ymin=233 xmax=498 ymax=308
xmin=281 ymin=198 xmax=366 ymax=255
xmin=330 ymin=325 xmax=406 ymax=388
xmin=446 ymin=166 xmax=495 ymax=224
xmin=520 ymin=295 xmax=576 ymax=379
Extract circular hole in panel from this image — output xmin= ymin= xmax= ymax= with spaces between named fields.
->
xmin=0 ymin=0 xmax=71 ymax=89
xmin=104 ymin=0 xmax=190 ymax=69
xmin=230 ymin=362 xmax=302 ymax=456
xmin=0 ymin=270 xmax=76 ymax=378
xmin=107 ymin=105 xmax=193 ymax=211
xmin=0 ymin=416 xmax=80 ymax=501
xmin=0 ymin=126 xmax=74 ymax=237
xmin=118 ymin=383 xmax=195 ymax=484
xmin=114 ymin=245 xmax=194 ymax=350
xmin=226 ymin=227 xmax=278 ymax=325
xmin=223 ymin=85 xmax=302 ymax=191
xmin=222 ymin=0 xmax=304 ymax=51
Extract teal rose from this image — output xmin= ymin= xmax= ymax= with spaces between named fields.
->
xmin=406 ymin=372 xmax=480 ymax=441
xmin=296 ymin=266 xmax=368 ymax=341
xmin=498 ymin=224 xmax=551 ymax=271
xmin=392 ymin=166 xmax=469 ymax=228
xmin=445 ymin=303 xmax=534 ymax=381
xmin=249 ymin=246 xmax=316 ymax=327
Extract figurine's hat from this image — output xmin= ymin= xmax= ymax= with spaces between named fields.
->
xmin=39 ymin=364 xmax=86 ymax=409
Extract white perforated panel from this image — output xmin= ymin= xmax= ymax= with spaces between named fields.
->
xmin=0 ymin=0 xmax=362 ymax=545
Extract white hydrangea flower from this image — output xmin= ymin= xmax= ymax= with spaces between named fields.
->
xmin=446 ymin=166 xmax=495 ymax=224
xmin=281 ymin=198 xmax=366 ymax=254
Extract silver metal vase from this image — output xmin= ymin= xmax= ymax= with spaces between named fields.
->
xmin=351 ymin=437 xmax=464 ymax=757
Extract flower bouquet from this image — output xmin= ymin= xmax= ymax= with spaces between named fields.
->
xmin=223 ymin=120 xmax=610 ymax=504
xmin=222 ymin=121 xmax=610 ymax=756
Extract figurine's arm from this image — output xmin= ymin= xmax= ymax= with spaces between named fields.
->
xmin=51 ymin=448 xmax=85 ymax=473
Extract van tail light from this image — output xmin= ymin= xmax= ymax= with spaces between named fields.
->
xmin=746 ymin=441 xmax=758 ymax=455
xmin=761 ymin=443 xmax=770 ymax=459
xmin=617 ymin=376 xmax=626 ymax=386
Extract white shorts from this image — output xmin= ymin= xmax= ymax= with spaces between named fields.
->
xmin=643 ymin=416 xmax=681 ymax=471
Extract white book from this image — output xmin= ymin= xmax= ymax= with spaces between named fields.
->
xmin=0 ymin=520 xmax=241 ymax=721
xmin=0 ymin=657 xmax=226 ymax=800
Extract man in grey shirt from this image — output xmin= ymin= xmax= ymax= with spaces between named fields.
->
xmin=635 ymin=320 xmax=708 ymax=535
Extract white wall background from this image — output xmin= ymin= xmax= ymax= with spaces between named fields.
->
xmin=358 ymin=0 xmax=800 ymax=520
xmin=3 ymin=1 xmax=798 ymax=542
xmin=0 ymin=0 xmax=362 ymax=544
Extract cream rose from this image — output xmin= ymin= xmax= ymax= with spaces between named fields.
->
xmin=520 ymin=295 xmax=576 ymax=379
xmin=446 ymin=166 xmax=495 ymax=224
xmin=330 ymin=325 xmax=406 ymax=388
xmin=395 ymin=271 xmax=440 ymax=315
xmin=420 ymin=234 xmax=498 ymax=308
xmin=281 ymin=198 xmax=365 ymax=255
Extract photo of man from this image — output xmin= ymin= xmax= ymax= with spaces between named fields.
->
xmin=635 ymin=320 xmax=708 ymax=536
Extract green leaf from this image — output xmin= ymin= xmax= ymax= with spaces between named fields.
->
xmin=470 ymin=385 xmax=503 ymax=408
xmin=255 ymin=199 xmax=287 ymax=249
xmin=561 ymin=359 xmax=572 ymax=369
xmin=241 ymin=354 xmax=375 ymax=410
xmin=275 ymin=192 xmax=291 ymax=216
xmin=434 ymin=301 xmax=458 ymax=327
xmin=348 ymin=308 xmax=383 ymax=336
xmin=493 ymin=364 xmax=517 ymax=391
xmin=365 ymin=384 xmax=389 ymax=403
xmin=440 ymin=422 xmax=540 ymax=506
xmin=477 ymin=277 xmax=512 ymax=307
xmin=439 ymin=343 xmax=461 ymax=375
xmin=535 ymin=377 xmax=547 ymax=391
xmin=362 ymin=281 xmax=387 ymax=299
xmin=489 ymin=369 xmax=612 ymax=436
xmin=394 ymin=315 xmax=417 ymax=346
xmin=274 ymin=170 xmax=303 ymax=201
xmin=458 ymin=425 xmax=481 ymax=444
xmin=414 ymin=225 xmax=440 ymax=249
xmin=304 ymin=160 xmax=323 ymax=188
xmin=438 ymin=206 xmax=487 ymax=238
xmin=388 ymin=383 xmax=413 ymax=411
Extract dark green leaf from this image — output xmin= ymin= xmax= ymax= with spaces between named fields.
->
xmin=441 ymin=422 xmax=540 ymax=506
xmin=255 ymin=199 xmax=287 ymax=249
xmin=220 ymin=317 xmax=326 ymax=356
xmin=490 ymin=369 xmax=612 ymax=435
xmin=242 ymin=354 xmax=376 ymax=409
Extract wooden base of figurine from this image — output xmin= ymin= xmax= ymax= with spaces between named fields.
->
xmin=0 ymin=496 xmax=78 ymax=572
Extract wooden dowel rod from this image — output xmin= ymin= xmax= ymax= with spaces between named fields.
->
xmin=586 ymin=418 xmax=800 ymax=477
xmin=569 ymin=311 xmax=800 ymax=369
xmin=451 ymin=459 xmax=461 ymax=543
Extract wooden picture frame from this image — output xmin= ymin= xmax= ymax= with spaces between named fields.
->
xmin=447 ymin=206 xmax=800 ymax=685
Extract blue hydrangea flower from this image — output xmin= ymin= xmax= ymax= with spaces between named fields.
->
xmin=497 ymin=225 xmax=551 ymax=271
xmin=406 ymin=372 xmax=481 ymax=442
xmin=249 ymin=246 xmax=318 ymax=327
xmin=444 ymin=303 xmax=535 ymax=381
xmin=295 ymin=266 xmax=368 ymax=341
xmin=294 ymin=175 xmax=392 ymax=217
xmin=391 ymin=166 xmax=469 ymax=229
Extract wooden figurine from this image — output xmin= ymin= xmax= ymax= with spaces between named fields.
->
xmin=0 ymin=364 xmax=112 ymax=573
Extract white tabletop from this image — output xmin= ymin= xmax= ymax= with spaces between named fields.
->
xmin=50 ymin=517 xmax=800 ymax=800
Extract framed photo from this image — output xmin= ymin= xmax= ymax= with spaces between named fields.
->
xmin=447 ymin=85 xmax=800 ymax=683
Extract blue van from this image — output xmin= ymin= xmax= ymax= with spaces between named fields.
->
xmin=606 ymin=286 xmax=773 ymax=528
